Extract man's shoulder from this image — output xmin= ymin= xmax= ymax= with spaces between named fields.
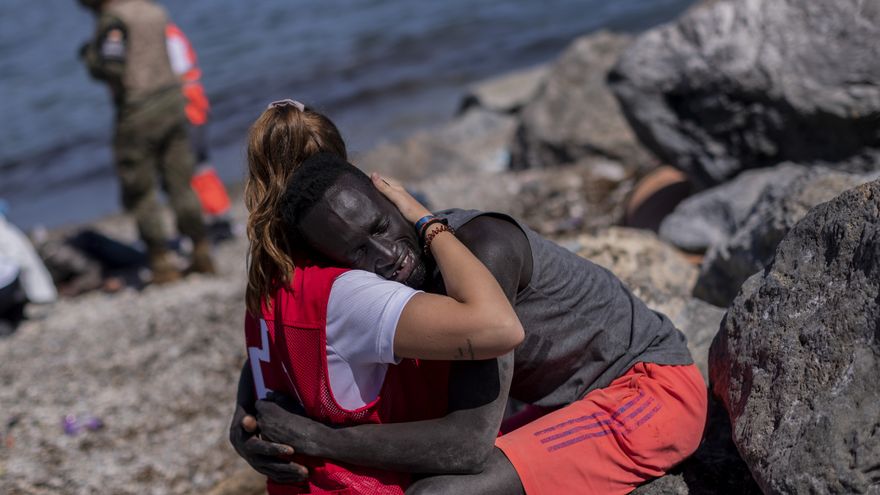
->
xmin=456 ymin=214 xmax=533 ymax=283
xmin=457 ymin=214 xmax=522 ymax=243
xmin=437 ymin=208 xmax=520 ymax=235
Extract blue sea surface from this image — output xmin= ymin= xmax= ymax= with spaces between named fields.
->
xmin=0 ymin=0 xmax=693 ymax=228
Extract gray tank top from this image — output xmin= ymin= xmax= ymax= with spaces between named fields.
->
xmin=439 ymin=209 xmax=693 ymax=407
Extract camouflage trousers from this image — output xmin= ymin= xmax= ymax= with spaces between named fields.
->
xmin=113 ymin=88 xmax=206 ymax=253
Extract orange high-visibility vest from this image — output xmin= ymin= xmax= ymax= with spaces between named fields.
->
xmin=165 ymin=22 xmax=210 ymax=126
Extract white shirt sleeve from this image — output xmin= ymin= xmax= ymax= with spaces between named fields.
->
xmin=324 ymin=270 xmax=421 ymax=409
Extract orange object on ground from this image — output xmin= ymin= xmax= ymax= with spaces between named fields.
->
xmin=496 ymin=362 xmax=707 ymax=495
xmin=191 ymin=166 xmax=231 ymax=216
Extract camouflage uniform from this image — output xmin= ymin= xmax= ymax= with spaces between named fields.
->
xmin=80 ymin=0 xmax=211 ymax=279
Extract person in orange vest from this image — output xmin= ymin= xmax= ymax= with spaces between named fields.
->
xmin=166 ymin=22 xmax=234 ymax=241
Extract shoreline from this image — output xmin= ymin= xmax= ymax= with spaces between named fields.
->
xmin=7 ymin=55 xmax=538 ymax=235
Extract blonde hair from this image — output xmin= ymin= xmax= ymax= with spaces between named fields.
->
xmin=245 ymin=104 xmax=347 ymax=316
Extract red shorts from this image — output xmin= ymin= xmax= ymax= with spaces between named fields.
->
xmin=496 ymin=363 xmax=707 ymax=495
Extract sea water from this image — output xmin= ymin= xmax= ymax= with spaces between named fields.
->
xmin=0 ymin=0 xmax=693 ymax=228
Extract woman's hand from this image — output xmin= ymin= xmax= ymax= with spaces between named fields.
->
xmin=370 ymin=173 xmax=430 ymax=225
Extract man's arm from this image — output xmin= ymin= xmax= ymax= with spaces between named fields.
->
xmin=254 ymin=216 xmax=532 ymax=474
xmin=80 ymin=15 xmax=126 ymax=93
xmin=257 ymin=353 xmax=513 ymax=474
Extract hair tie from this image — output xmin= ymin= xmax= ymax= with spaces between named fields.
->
xmin=267 ymin=99 xmax=306 ymax=111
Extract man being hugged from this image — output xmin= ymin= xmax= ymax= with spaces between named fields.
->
xmin=232 ymin=103 xmax=707 ymax=495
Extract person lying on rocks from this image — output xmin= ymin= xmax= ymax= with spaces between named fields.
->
xmin=230 ymin=101 xmax=709 ymax=495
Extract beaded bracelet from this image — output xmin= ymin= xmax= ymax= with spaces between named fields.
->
xmin=423 ymin=224 xmax=455 ymax=255
xmin=418 ymin=217 xmax=448 ymax=242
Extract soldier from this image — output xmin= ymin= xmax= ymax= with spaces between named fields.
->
xmin=77 ymin=0 xmax=215 ymax=283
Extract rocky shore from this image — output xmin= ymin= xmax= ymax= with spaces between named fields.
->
xmin=2 ymin=0 xmax=878 ymax=493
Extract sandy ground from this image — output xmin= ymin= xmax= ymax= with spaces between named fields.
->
xmin=0 ymin=201 xmax=259 ymax=495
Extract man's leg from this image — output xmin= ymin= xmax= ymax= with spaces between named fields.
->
xmin=159 ymin=119 xmax=206 ymax=245
xmin=158 ymin=114 xmax=214 ymax=274
xmin=406 ymin=448 xmax=524 ymax=495
xmin=493 ymin=363 xmax=707 ymax=495
xmin=114 ymin=119 xmax=166 ymax=254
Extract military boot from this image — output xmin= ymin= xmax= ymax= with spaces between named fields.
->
xmin=150 ymin=249 xmax=182 ymax=285
xmin=189 ymin=239 xmax=216 ymax=275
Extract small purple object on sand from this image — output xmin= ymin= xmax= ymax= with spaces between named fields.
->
xmin=62 ymin=415 xmax=76 ymax=436
xmin=62 ymin=414 xmax=104 ymax=436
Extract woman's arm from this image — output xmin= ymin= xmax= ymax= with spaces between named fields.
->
xmin=371 ymin=174 xmax=524 ymax=361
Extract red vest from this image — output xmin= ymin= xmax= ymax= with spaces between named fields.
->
xmin=244 ymin=265 xmax=449 ymax=494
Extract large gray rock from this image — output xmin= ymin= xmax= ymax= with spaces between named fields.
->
xmin=414 ymin=158 xmax=634 ymax=237
xmin=659 ymin=164 xmax=804 ymax=253
xmin=573 ymin=227 xmax=697 ymax=301
xmin=358 ymin=108 xmax=516 ymax=181
xmin=694 ymin=168 xmax=880 ymax=307
xmin=709 ymin=179 xmax=880 ymax=494
xmin=510 ymin=31 xmax=653 ymax=170
xmin=610 ymin=0 xmax=880 ymax=189
xmin=459 ymin=65 xmax=549 ymax=115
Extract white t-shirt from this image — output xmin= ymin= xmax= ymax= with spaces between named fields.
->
xmin=325 ymin=270 xmax=421 ymax=409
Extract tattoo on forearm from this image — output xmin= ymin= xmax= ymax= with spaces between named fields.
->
xmin=454 ymin=338 xmax=476 ymax=360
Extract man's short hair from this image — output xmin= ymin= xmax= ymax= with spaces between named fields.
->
xmin=279 ymin=152 xmax=371 ymax=236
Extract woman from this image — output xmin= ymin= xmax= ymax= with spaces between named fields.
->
xmin=238 ymin=100 xmax=523 ymax=494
